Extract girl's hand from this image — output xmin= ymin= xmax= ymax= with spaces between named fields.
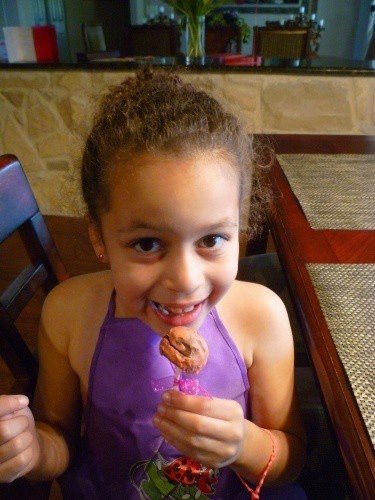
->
xmin=152 ymin=390 xmax=246 ymax=468
xmin=0 ymin=395 xmax=40 ymax=482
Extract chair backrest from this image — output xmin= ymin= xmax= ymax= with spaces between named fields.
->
xmin=205 ymin=26 xmax=242 ymax=54
xmin=124 ymin=25 xmax=180 ymax=56
xmin=0 ymin=154 xmax=68 ymax=398
xmin=253 ymin=26 xmax=311 ymax=59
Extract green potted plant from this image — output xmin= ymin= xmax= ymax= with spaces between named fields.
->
xmin=206 ymin=10 xmax=251 ymax=46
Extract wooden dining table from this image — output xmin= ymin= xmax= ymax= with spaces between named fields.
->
xmin=261 ymin=134 xmax=375 ymax=499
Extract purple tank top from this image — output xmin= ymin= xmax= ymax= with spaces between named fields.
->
xmin=58 ymin=293 xmax=306 ymax=500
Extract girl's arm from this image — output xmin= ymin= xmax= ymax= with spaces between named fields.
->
xmin=26 ymin=284 xmax=83 ymax=481
xmin=153 ymin=283 xmax=306 ymax=485
xmin=230 ymin=286 xmax=307 ymax=484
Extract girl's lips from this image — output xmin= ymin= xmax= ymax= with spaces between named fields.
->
xmin=150 ymin=300 xmax=204 ymax=327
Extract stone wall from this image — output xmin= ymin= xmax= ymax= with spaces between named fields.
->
xmin=0 ymin=69 xmax=374 ymax=215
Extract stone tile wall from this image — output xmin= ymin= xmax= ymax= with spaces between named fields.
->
xmin=0 ymin=70 xmax=374 ymax=215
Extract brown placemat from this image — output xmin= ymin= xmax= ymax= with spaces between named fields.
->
xmin=277 ymin=154 xmax=375 ymax=230
xmin=307 ymin=263 xmax=375 ymax=448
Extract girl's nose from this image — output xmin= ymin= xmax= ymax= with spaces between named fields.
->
xmin=161 ymin=249 xmax=205 ymax=294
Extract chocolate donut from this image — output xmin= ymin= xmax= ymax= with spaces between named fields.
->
xmin=159 ymin=326 xmax=209 ymax=374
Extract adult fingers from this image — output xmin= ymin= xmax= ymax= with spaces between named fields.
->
xmin=0 ymin=428 xmax=33 ymax=464
xmin=0 ymin=396 xmax=29 ymax=420
xmin=0 ymin=415 xmax=30 ymax=448
xmin=0 ymin=444 xmax=34 ymax=483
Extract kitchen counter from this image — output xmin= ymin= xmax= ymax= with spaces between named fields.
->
xmin=1 ymin=55 xmax=374 ymax=76
xmin=1 ymin=58 xmax=374 ymax=217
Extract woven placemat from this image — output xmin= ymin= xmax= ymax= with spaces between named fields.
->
xmin=307 ymin=263 xmax=375 ymax=448
xmin=277 ymin=154 xmax=375 ymax=230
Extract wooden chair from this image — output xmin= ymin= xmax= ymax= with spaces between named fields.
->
xmin=0 ymin=154 xmax=68 ymax=499
xmin=253 ymin=26 xmax=312 ymax=59
xmin=0 ymin=154 xmax=68 ymax=397
xmin=205 ymin=26 xmax=242 ymax=54
xmin=124 ymin=25 xmax=180 ymax=57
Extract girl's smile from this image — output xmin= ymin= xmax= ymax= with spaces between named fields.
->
xmin=95 ymin=152 xmax=240 ymax=337
xmin=150 ymin=299 xmax=204 ymax=327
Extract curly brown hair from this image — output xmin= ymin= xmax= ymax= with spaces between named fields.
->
xmin=81 ymin=67 xmax=271 ymax=238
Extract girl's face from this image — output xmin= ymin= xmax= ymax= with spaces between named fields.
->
xmin=96 ymin=153 xmax=240 ymax=337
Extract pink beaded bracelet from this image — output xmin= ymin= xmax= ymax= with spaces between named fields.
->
xmin=236 ymin=428 xmax=277 ymax=499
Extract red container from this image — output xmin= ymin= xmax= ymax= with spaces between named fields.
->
xmin=32 ymin=25 xmax=59 ymax=63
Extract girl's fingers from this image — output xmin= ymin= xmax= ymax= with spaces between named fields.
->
xmin=164 ymin=433 xmax=222 ymax=467
xmin=154 ymin=413 xmax=223 ymax=452
xmin=154 ymin=404 xmax=238 ymax=441
xmin=153 ymin=392 xmax=246 ymax=467
xmin=153 ymin=413 xmax=240 ymax=468
xmin=161 ymin=390 xmax=243 ymax=421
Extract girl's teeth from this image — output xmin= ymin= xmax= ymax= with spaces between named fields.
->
xmin=156 ymin=303 xmax=195 ymax=315
xmin=169 ymin=307 xmax=182 ymax=314
xmin=158 ymin=304 xmax=170 ymax=316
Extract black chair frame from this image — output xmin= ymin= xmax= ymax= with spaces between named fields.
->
xmin=0 ymin=154 xmax=68 ymax=397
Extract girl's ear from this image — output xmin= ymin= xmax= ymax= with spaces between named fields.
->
xmin=87 ymin=216 xmax=109 ymax=264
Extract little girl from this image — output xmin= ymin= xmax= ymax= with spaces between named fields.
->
xmin=0 ymin=69 xmax=306 ymax=499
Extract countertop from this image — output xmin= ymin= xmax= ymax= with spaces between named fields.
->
xmin=1 ymin=55 xmax=375 ymax=76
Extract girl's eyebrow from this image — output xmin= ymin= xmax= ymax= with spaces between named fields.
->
xmin=116 ymin=221 xmax=157 ymax=232
xmin=202 ymin=220 xmax=239 ymax=232
xmin=116 ymin=218 xmax=238 ymax=234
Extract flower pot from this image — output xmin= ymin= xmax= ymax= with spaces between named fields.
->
xmin=185 ymin=15 xmax=205 ymax=57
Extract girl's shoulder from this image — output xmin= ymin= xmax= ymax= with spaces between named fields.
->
xmin=40 ymin=270 xmax=113 ymax=353
xmin=43 ymin=270 xmax=113 ymax=313
xmin=219 ymin=279 xmax=289 ymax=328
xmin=217 ymin=280 xmax=293 ymax=367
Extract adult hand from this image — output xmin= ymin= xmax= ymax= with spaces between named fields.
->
xmin=0 ymin=395 xmax=40 ymax=482
xmin=152 ymin=390 xmax=246 ymax=468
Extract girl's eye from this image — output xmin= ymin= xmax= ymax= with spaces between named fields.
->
xmin=132 ymin=238 xmax=161 ymax=254
xmin=198 ymin=235 xmax=225 ymax=249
